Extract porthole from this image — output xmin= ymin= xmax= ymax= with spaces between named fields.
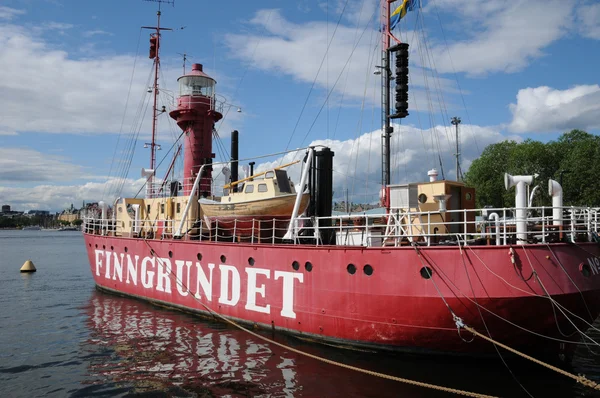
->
xmin=110 ymin=246 xmax=114 ymax=251
xmin=103 ymin=245 xmax=106 ymax=250
xmin=197 ymin=253 xmax=202 ymax=261
xmin=305 ymin=261 xmax=313 ymax=272
xmin=124 ymin=247 xmax=128 ymax=253
xmin=248 ymin=257 xmax=255 ymax=266
xmin=420 ymin=266 xmax=433 ymax=279
xmin=580 ymin=262 xmax=592 ymax=278
xmin=168 ymin=250 xmax=173 ymax=258
xmin=88 ymin=243 xmax=91 ymax=248
xmin=95 ymin=244 xmax=98 ymax=248
xmin=347 ymin=264 xmax=357 ymax=275
xmin=292 ymin=261 xmax=300 ymax=271
xmin=220 ymin=255 xmax=226 ymax=263
xmin=363 ymin=264 xmax=373 ymax=276
xmin=465 ymin=192 xmax=472 ymax=201
xmin=418 ymin=193 xmax=427 ymax=204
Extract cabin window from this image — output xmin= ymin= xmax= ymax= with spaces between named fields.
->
xmin=161 ymin=203 xmax=165 ymax=214
xmin=176 ymin=203 xmax=181 ymax=213
xmin=258 ymin=183 xmax=268 ymax=193
xmin=418 ymin=193 xmax=428 ymax=204
xmin=245 ymin=184 xmax=254 ymax=193
xmin=265 ymin=171 xmax=274 ymax=179
xmin=147 ymin=204 xmax=151 ymax=214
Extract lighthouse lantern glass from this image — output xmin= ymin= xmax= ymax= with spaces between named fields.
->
xmin=179 ymin=76 xmax=214 ymax=97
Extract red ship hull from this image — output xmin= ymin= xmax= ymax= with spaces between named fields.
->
xmin=84 ymin=232 xmax=600 ymax=358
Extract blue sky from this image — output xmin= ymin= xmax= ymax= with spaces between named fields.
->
xmin=0 ymin=0 xmax=599 ymax=212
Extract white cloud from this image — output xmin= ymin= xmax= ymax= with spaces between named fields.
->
xmin=0 ymin=178 xmax=144 ymax=212
xmin=508 ymin=85 xmax=600 ymax=133
xmin=83 ymin=29 xmax=113 ymax=38
xmin=246 ymin=123 xmax=518 ymax=204
xmin=577 ymin=2 xmax=600 ymax=40
xmin=0 ymin=122 xmax=519 ymax=210
xmin=224 ymin=8 xmax=456 ymax=111
xmin=0 ymin=18 xmax=246 ymax=140
xmin=0 ymin=21 xmax=193 ymax=137
xmin=319 ymin=0 xmax=378 ymax=26
xmin=0 ymin=6 xmax=25 ymax=21
xmin=0 ymin=130 xmax=17 ymax=136
xmin=425 ymin=0 xmax=573 ymax=75
xmin=0 ymin=148 xmax=85 ymax=182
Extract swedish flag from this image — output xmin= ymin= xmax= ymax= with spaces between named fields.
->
xmin=390 ymin=0 xmax=419 ymax=30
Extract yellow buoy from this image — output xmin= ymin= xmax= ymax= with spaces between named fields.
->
xmin=20 ymin=260 xmax=36 ymax=273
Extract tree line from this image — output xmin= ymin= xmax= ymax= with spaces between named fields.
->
xmin=0 ymin=215 xmax=83 ymax=229
xmin=464 ymin=129 xmax=600 ymax=208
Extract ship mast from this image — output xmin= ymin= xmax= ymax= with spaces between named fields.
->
xmin=381 ymin=0 xmax=392 ymax=187
xmin=380 ymin=0 xmax=410 ymax=187
xmin=142 ymin=0 xmax=173 ymax=196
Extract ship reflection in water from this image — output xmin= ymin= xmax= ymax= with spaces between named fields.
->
xmin=83 ymin=291 xmax=303 ymax=397
xmin=82 ymin=291 xmax=598 ymax=398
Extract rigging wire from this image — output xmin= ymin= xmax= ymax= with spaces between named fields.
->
xmin=414 ymin=12 xmax=443 ymax=172
xmin=283 ymin=0 xmax=351 ymax=154
xmin=430 ymin=0 xmax=481 ymax=155
xmin=103 ymin=27 xmax=144 ymax=200
xmin=348 ymin=4 xmax=380 ymax=204
xmin=298 ymin=7 xmax=378 ymax=151
xmin=457 ymin=238 xmax=535 ymax=398
xmin=215 ymin=9 xmax=275 ymax=137
xmin=111 ymin=64 xmax=155 ymax=199
xmin=416 ymin=9 xmax=458 ymax=176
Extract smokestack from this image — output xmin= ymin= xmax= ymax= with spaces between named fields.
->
xmin=249 ymin=161 xmax=255 ymax=181
xmin=230 ymin=130 xmax=239 ymax=192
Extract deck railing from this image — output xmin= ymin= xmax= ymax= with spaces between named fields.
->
xmin=82 ymin=206 xmax=600 ymax=247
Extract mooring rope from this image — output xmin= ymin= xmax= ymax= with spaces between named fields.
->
xmin=412 ymin=236 xmax=600 ymax=392
xmin=455 ymin=317 xmax=600 ymax=391
xmin=140 ymin=239 xmax=496 ymax=398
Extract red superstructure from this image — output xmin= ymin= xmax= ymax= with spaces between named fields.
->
xmin=83 ymin=1 xmax=600 ymax=365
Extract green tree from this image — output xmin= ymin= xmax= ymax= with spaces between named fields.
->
xmin=464 ymin=140 xmax=517 ymax=208
xmin=552 ymin=130 xmax=600 ymax=206
xmin=73 ymin=219 xmax=83 ymax=227
xmin=464 ymin=130 xmax=600 ymax=208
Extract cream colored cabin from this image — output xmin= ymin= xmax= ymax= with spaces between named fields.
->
xmin=221 ymin=169 xmax=296 ymax=203
xmin=388 ymin=180 xmax=476 ymax=240
xmin=113 ymin=196 xmax=197 ymax=238
xmin=109 ymin=169 xmax=300 ymax=238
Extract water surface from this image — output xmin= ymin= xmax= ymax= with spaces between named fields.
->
xmin=1 ymin=230 xmax=600 ymax=397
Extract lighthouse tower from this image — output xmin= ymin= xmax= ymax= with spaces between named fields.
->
xmin=169 ymin=63 xmax=223 ymax=196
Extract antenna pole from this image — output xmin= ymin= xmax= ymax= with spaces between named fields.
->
xmin=381 ymin=0 xmax=392 ymax=187
xmin=150 ymin=10 xmax=161 ymax=175
xmin=451 ymin=116 xmax=462 ymax=181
